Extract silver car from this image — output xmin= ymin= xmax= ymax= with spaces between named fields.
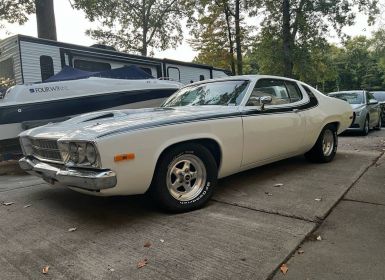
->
xmin=329 ymin=90 xmax=382 ymax=135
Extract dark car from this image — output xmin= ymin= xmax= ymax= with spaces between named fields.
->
xmin=372 ymin=91 xmax=385 ymax=127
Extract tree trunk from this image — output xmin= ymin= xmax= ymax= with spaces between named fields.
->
xmin=35 ymin=0 xmax=57 ymax=41
xmin=141 ymin=0 xmax=148 ymax=56
xmin=224 ymin=5 xmax=236 ymax=75
xmin=235 ymin=0 xmax=242 ymax=75
xmin=282 ymin=0 xmax=293 ymax=77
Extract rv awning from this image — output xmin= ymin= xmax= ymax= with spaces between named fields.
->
xmin=45 ymin=65 xmax=154 ymax=82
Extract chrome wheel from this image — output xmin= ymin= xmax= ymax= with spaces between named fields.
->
xmin=322 ymin=129 xmax=334 ymax=157
xmin=166 ymin=154 xmax=207 ymax=201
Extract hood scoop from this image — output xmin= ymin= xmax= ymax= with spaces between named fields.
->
xmin=84 ymin=113 xmax=115 ymax=122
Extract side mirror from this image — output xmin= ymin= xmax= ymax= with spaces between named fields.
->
xmin=260 ymin=96 xmax=272 ymax=110
xmin=369 ymin=99 xmax=378 ymax=105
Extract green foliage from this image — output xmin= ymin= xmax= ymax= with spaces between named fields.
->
xmin=0 ymin=0 xmax=35 ymax=30
xmin=72 ymin=0 xmax=185 ymax=56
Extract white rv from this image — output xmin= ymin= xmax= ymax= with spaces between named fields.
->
xmin=0 ymin=35 xmax=229 ymax=86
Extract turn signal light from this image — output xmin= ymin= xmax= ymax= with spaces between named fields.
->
xmin=114 ymin=153 xmax=135 ymax=162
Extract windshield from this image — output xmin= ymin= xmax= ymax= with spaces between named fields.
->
xmin=329 ymin=92 xmax=364 ymax=104
xmin=162 ymin=80 xmax=249 ymax=107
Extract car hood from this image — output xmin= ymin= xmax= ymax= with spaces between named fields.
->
xmin=20 ymin=106 xmax=240 ymax=141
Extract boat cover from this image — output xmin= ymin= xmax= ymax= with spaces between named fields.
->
xmin=45 ymin=65 xmax=154 ymax=82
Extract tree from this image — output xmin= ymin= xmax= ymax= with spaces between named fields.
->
xmin=1 ymin=0 xmax=56 ymax=40
xmin=0 ymin=0 xmax=35 ymax=30
xmin=187 ymin=0 xmax=252 ymax=74
xmin=35 ymin=0 xmax=57 ymax=40
xmin=72 ymin=0 xmax=185 ymax=56
xmin=259 ymin=0 xmax=380 ymax=78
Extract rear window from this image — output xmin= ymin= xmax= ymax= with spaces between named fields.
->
xmin=372 ymin=92 xmax=385 ymax=102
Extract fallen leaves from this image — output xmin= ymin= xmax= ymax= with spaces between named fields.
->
xmin=2 ymin=202 xmax=14 ymax=206
xmin=42 ymin=265 xmax=49 ymax=274
xmin=314 ymin=198 xmax=322 ymax=202
xmin=160 ymin=239 xmax=165 ymax=243
xmin=137 ymin=258 xmax=148 ymax=269
xmin=144 ymin=241 xmax=152 ymax=248
xmin=297 ymin=249 xmax=305 ymax=254
xmin=68 ymin=227 xmax=77 ymax=232
xmin=280 ymin=263 xmax=288 ymax=274
xmin=274 ymin=183 xmax=284 ymax=188
xmin=24 ymin=204 xmax=31 ymax=208
xmin=316 ymin=235 xmax=322 ymax=241
xmin=265 ymin=192 xmax=273 ymax=196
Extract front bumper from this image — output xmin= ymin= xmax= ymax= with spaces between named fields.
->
xmin=19 ymin=157 xmax=117 ymax=191
xmin=347 ymin=112 xmax=365 ymax=131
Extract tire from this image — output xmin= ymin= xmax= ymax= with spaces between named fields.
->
xmin=361 ymin=116 xmax=370 ymax=136
xmin=305 ymin=124 xmax=338 ymax=163
xmin=150 ymin=143 xmax=218 ymax=212
xmin=374 ymin=115 xmax=382 ymax=130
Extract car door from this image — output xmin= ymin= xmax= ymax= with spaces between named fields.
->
xmin=366 ymin=91 xmax=379 ymax=126
xmin=241 ymin=78 xmax=306 ymax=166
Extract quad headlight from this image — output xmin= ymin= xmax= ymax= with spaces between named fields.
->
xmin=59 ymin=141 xmax=101 ymax=168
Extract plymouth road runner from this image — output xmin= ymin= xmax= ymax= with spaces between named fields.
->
xmin=19 ymin=75 xmax=353 ymax=212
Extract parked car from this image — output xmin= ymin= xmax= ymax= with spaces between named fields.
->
xmin=19 ymin=76 xmax=353 ymax=212
xmin=372 ymin=91 xmax=385 ymax=127
xmin=329 ymin=90 xmax=382 ymax=135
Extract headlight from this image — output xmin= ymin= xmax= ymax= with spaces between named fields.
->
xmin=59 ymin=141 xmax=100 ymax=168
xmin=86 ymin=143 xmax=97 ymax=164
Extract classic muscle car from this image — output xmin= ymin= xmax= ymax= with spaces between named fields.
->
xmin=19 ymin=75 xmax=353 ymax=212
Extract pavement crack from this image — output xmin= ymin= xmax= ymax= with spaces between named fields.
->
xmin=342 ymin=198 xmax=385 ymax=207
xmin=211 ymin=198 xmax=316 ymax=223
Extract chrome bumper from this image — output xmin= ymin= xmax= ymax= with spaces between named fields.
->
xmin=19 ymin=157 xmax=117 ymax=191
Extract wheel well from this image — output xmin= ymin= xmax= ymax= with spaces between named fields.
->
xmin=156 ymin=138 xmax=222 ymax=170
xmin=328 ymin=122 xmax=340 ymax=132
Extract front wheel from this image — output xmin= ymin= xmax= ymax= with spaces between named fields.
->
xmin=150 ymin=143 xmax=218 ymax=212
xmin=361 ymin=116 xmax=370 ymax=135
xmin=305 ymin=124 xmax=338 ymax=163
xmin=374 ymin=115 xmax=382 ymax=130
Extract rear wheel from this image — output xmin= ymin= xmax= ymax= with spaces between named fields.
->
xmin=361 ymin=116 xmax=370 ymax=135
xmin=150 ymin=143 xmax=217 ymax=212
xmin=305 ymin=124 xmax=338 ymax=163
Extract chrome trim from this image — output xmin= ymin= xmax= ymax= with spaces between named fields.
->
xmin=19 ymin=156 xmax=116 ymax=191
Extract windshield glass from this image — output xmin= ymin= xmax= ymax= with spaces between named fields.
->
xmin=372 ymin=92 xmax=385 ymax=102
xmin=162 ymin=80 xmax=249 ymax=107
xmin=329 ymin=92 xmax=364 ymax=104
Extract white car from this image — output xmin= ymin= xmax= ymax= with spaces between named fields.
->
xmin=19 ymin=75 xmax=353 ymax=212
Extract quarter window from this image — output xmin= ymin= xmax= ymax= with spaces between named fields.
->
xmin=285 ymin=81 xmax=302 ymax=102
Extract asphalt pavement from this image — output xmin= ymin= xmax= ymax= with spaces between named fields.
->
xmin=0 ymin=129 xmax=384 ymax=280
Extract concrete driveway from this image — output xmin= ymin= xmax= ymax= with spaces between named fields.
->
xmin=1 ymin=130 xmax=384 ymax=280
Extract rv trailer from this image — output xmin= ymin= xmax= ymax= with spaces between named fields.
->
xmin=0 ymin=34 xmax=229 ymax=86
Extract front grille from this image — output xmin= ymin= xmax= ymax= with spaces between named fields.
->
xmin=30 ymin=138 xmax=62 ymax=162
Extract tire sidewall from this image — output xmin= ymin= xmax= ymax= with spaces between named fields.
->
xmin=321 ymin=126 xmax=337 ymax=162
xmin=152 ymin=144 xmax=217 ymax=212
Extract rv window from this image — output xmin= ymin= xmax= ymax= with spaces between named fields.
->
xmin=0 ymin=57 xmax=15 ymax=80
xmin=40 ymin=56 xmax=54 ymax=81
xmin=199 ymin=75 xmax=205 ymax=81
xmin=74 ymin=59 xmax=111 ymax=72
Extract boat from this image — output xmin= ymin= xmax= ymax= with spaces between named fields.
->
xmin=0 ymin=65 xmax=182 ymax=142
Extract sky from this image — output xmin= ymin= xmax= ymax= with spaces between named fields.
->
xmin=0 ymin=0 xmax=384 ymax=62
